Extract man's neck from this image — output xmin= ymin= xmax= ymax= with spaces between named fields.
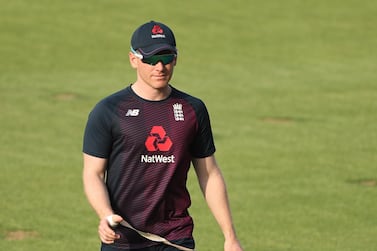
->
xmin=131 ymin=82 xmax=172 ymax=101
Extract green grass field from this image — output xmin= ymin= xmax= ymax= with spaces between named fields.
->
xmin=1 ymin=0 xmax=377 ymax=250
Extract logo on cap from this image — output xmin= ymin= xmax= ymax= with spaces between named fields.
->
xmin=151 ymin=25 xmax=166 ymax=39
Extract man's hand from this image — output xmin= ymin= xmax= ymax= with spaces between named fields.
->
xmin=224 ymin=237 xmax=244 ymax=251
xmin=98 ymin=214 xmax=123 ymax=244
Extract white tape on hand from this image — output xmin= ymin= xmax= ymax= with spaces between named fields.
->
xmin=106 ymin=215 xmax=118 ymax=227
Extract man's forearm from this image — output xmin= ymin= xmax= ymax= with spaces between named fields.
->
xmin=83 ymin=169 xmax=113 ymax=219
xmin=203 ymin=168 xmax=238 ymax=241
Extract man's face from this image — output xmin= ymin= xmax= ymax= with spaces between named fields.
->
xmin=129 ymin=51 xmax=177 ymax=91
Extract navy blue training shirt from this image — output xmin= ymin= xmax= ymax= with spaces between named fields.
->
xmin=83 ymin=85 xmax=216 ymax=249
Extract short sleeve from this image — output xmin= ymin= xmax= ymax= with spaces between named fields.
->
xmin=82 ymin=101 xmax=113 ymax=158
xmin=190 ymin=99 xmax=216 ymax=158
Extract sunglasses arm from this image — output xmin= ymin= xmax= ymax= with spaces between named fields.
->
xmin=130 ymin=47 xmax=144 ymax=59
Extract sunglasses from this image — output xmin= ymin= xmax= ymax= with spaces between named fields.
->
xmin=131 ymin=47 xmax=176 ymax=66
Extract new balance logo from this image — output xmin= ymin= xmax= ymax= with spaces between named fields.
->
xmin=126 ymin=109 xmax=140 ymax=117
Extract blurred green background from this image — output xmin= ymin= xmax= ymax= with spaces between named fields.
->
xmin=1 ymin=0 xmax=376 ymax=250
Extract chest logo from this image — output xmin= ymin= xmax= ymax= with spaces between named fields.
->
xmin=126 ymin=109 xmax=140 ymax=117
xmin=145 ymin=126 xmax=173 ymax=152
xmin=173 ymin=103 xmax=184 ymax=121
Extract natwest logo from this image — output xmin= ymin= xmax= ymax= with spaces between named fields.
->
xmin=141 ymin=154 xmax=175 ymax=163
xmin=151 ymin=25 xmax=166 ymax=39
xmin=145 ymin=126 xmax=173 ymax=152
xmin=151 ymin=25 xmax=163 ymax=34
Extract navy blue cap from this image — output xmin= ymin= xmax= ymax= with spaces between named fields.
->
xmin=131 ymin=21 xmax=177 ymax=57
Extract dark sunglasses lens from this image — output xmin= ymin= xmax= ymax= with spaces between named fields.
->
xmin=142 ymin=55 xmax=175 ymax=65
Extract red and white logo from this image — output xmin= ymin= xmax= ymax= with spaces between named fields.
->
xmin=145 ymin=126 xmax=172 ymax=152
xmin=151 ymin=25 xmax=164 ymax=34
xmin=151 ymin=25 xmax=166 ymax=39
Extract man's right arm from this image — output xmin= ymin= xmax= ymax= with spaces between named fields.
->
xmin=82 ymin=153 xmax=121 ymax=243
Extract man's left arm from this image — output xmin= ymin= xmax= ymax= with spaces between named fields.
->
xmin=192 ymin=155 xmax=244 ymax=251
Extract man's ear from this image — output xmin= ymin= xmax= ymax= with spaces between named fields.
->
xmin=129 ymin=52 xmax=138 ymax=69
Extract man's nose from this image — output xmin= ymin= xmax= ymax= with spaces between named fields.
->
xmin=154 ymin=61 xmax=165 ymax=69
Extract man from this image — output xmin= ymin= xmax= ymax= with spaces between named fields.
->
xmin=83 ymin=21 xmax=243 ymax=251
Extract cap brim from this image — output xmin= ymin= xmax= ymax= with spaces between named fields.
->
xmin=138 ymin=44 xmax=177 ymax=57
